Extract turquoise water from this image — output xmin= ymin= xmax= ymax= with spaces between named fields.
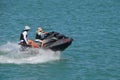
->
xmin=0 ymin=0 xmax=120 ymax=80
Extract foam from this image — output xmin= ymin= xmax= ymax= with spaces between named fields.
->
xmin=0 ymin=42 xmax=61 ymax=64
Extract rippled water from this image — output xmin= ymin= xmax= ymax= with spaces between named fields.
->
xmin=0 ymin=0 xmax=120 ymax=80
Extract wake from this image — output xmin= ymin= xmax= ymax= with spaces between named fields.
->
xmin=0 ymin=42 xmax=61 ymax=64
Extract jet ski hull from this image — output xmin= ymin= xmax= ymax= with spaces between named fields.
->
xmin=45 ymin=38 xmax=73 ymax=51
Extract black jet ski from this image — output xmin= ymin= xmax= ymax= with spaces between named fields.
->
xmin=19 ymin=31 xmax=73 ymax=51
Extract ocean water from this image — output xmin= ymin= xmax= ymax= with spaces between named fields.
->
xmin=0 ymin=0 xmax=120 ymax=80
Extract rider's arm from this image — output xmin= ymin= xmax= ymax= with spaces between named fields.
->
xmin=42 ymin=31 xmax=47 ymax=34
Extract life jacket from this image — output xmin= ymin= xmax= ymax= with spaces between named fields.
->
xmin=35 ymin=32 xmax=43 ymax=40
xmin=20 ymin=30 xmax=27 ymax=40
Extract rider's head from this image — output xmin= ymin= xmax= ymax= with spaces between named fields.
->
xmin=24 ymin=26 xmax=30 ymax=31
xmin=37 ymin=27 xmax=42 ymax=32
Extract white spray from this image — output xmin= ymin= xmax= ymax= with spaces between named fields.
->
xmin=0 ymin=42 xmax=61 ymax=64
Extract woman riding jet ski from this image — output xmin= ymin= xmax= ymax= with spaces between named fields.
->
xmin=19 ymin=26 xmax=73 ymax=51
xmin=35 ymin=27 xmax=47 ymax=47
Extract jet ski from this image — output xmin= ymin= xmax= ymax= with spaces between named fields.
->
xmin=19 ymin=31 xmax=73 ymax=51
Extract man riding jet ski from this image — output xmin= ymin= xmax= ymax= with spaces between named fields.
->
xmin=19 ymin=26 xmax=73 ymax=51
xmin=19 ymin=26 xmax=39 ymax=48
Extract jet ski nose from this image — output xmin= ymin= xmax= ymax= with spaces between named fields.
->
xmin=70 ymin=38 xmax=73 ymax=43
xmin=69 ymin=37 xmax=73 ymax=42
xmin=64 ymin=38 xmax=73 ymax=43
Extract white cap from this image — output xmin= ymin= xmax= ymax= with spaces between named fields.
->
xmin=24 ymin=26 xmax=30 ymax=30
